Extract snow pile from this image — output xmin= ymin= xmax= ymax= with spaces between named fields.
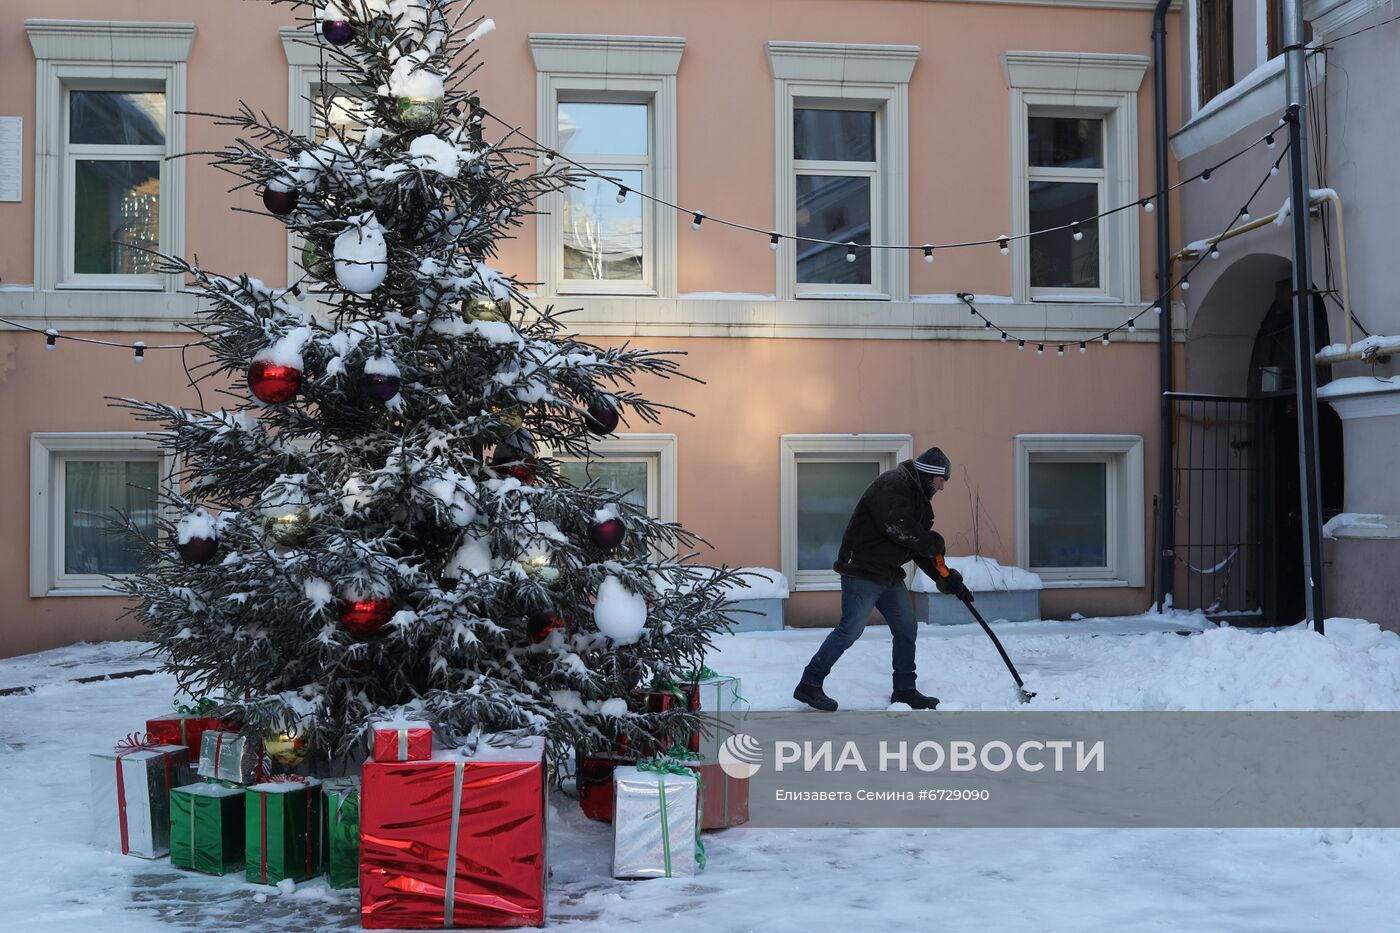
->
xmin=405 ymin=134 xmax=465 ymax=177
xmin=175 ymin=509 xmax=216 ymax=545
xmin=593 ymin=576 xmax=647 ymax=644
xmin=1317 ymin=336 xmax=1400 ymax=363
xmin=252 ymin=327 xmax=312 ymax=369
xmin=1317 ymin=375 xmax=1400 ymax=398
xmin=909 ymin=555 xmax=1043 ymax=593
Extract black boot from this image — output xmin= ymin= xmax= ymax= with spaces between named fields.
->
xmin=890 ymin=688 xmax=939 ymax=710
xmin=793 ymin=681 xmax=838 ymax=712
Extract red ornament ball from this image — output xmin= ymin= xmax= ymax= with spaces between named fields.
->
xmin=589 ymin=517 xmax=626 ymax=550
xmin=248 ymin=359 xmax=302 ymax=404
xmin=585 ymin=398 xmax=620 ymax=435
xmin=341 ymin=597 xmax=395 ymax=637
xmin=490 ymin=445 xmax=538 ymax=485
xmin=321 ymin=18 xmax=355 ymax=46
xmin=528 ymin=610 xmax=567 ymax=643
xmin=177 ymin=534 xmax=219 ymax=565
xmin=262 ymin=186 xmax=299 ymax=216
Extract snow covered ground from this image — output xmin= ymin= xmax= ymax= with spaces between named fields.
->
xmin=4 ymin=617 xmax=1400 ymax=931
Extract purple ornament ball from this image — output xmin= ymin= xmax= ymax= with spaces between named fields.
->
xmin=321 ymin=19 xmax=355 ymax=46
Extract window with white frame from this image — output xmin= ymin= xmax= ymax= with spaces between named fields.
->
xmin=30 ymin=433 xmax=175 ymax=597
xmin=553 ymin=434 xmax=678 ymax=524
xmin=1004 ymin=51 xmax=1148 ymax=305
xmin=529 ymin=34 xmax=684 ymax=298
xmin=768 ymin=42 xmax=918 ymax=302
xmin=1014 ymin=435 xmax=1145 ymax=587
xmin=780 ymin=435 xmax=913 ymax=591
xmin=27 ymin=20 xmax=193 ymax=292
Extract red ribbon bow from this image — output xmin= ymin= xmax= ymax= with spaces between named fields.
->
xmin=114 ymin=732 xmax=175 ymax=855
xmin=114 ymin=732 xmax=162 ymax=754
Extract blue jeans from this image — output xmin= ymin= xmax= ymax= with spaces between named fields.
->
xmin=802 ymin=575 xmax=919 ymax=692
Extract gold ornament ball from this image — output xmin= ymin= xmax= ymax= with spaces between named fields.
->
xmin=466 ymin=296 xmax=510 ymax=323
xmin=493 ymin=404 xmax=524 ymax=435
xmin=264 ymin=730 xmax=312 ymax=767
xmin=523 ymin=553 xmax=560 ymax=584
xmin=300 ymin=240 xmax=332 ymax=281
xmin=396 ymin=95 xmax=444 ymax=129
xmin=264 ymin=505 xmax=312 ymax=547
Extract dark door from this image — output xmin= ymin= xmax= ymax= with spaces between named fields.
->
xmin=1247 ymin=281 xmax=1345 ymax=625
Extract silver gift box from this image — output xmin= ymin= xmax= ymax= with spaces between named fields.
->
xmin=197 ymin=730 xmax=263 ymax=784
xmin=611 ymin=766 xmax=701 ymax=879
xmin=89 ymin=744 xmax=192 ymax=858
xmin=694 ymin=674 xmax=746 ymax=760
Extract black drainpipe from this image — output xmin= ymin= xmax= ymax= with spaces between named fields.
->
xmin=1152 ymin=0 xmax=1175 ymax=610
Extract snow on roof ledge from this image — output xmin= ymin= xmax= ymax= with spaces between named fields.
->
xmin=1323 ymin=513 xmax=1400 ymax=540
xmin=1317 ymin=375 xmax=1400 ymax=399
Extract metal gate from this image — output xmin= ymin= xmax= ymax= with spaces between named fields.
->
xmin=1166 ymin=393 xmax=1272 ymax=623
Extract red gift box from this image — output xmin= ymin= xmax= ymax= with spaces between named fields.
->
xmin=361 ymin=736 xmax=547 ymax=929
xmin=613 ymin=683 xmax=702 ymax=759
xmin=370 ymin=721 xmax=433 ymax=762
xmin=145 ymin=714 xmax=226 ymax=753
xmin=687 ymin=760 xmax=749 ymax=830
xmin=577 ymin=752 xmax=637 ymax=822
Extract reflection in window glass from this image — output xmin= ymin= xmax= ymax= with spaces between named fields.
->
xmin=797 ymin=461 xmax=879 ymax=571
xmin=795 ymin=175 xmax=871 ymax=285
xmin=558 ymin=460 xmax=650 ymax=511
xmin=1027 ymin=116 xmax=1103 ymax=169
xmin=1028 ymin=461 xmax=1107 ymax=568
xmin=794 ymin=109 xmax=876 ymax=162
xmin=70 ymin=91 xmax=166 ymax=146
xmin=64 ymin=460 xmax=159 ymax=575
xmin=562 ymin=171 xmax=644 ymax=281
xmin=558 ymin=102 xmax=648 ymax=155
xmin=74 ymin=160 xmax=161 ymax=274
xmin=1029 ymin=181 xmax=1099 ymax=289
xmin=314 ymin=92 xmax=368 ymax=142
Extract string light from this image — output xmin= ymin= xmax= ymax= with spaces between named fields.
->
xmin=1079 ymin=341 xmax=1087 ymax=353
xmin=922 ymin=245 xmax=934 ymax=264
xmin=615 ymin=185 xmax=629 ymax=203
xmin=1000 ymin=332 xmax=1008 ymax=341
xmin=1270 ymin=163 xmax=1280 ymax=177
xmin=690 ymin=211 xmax=704 ymax=230
xmin=1181 ymin=276 xmax=1190 ymax=291
xmin=845 ymin=242 xmax=857 ymax=263
xmin=1057 ymin=344 xmax=1065 ymax=357
xmin=1036 ymin=343 xmax=1045 ymax=356
xmin=1071 ymin=223 xmax=1084 ymax=241
xmin=45 ymin=329 xmax=58 ymax=351
xmin=984 ymin=319 xmax=992 ymax=329
xmin=133 ymin=341 xmax=146 ymax=364
xmin=1210 ymin=245 xmax=1221 ymax=260
xmin=1102 ymin=335 xmax=1110 ymax=346
xmin=1153 ymin=302 xmax=1162 ymax=314
xmin=1266 ymin=134 xmax=1276 ymax=150
xmin=1141 ymin=198 xmax=1155 ymax=214
xmin=1201 ymin=169 xmax=1212 ymax=183
xmin=769 ymin=232 xmax=780 ymax=251
xmin=997 ymin=237 xmax=1009 ymax=256
xmin=542 ymin=149 xmax=556 ymax=167
xmin=1241 ymin=208 xmax=1251 ymax=222
xmin=1017 ymin=340 xmax=1026 ymax=351
xmin=1129 ymin=320 xmax=1136 ymax=334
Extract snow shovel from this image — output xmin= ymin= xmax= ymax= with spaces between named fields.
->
xmin=933 ymin=555 xmax=1036 ymax=703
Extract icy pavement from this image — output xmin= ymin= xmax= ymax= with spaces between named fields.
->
xmin=4 ymin=618 xmax=1400 ymax=931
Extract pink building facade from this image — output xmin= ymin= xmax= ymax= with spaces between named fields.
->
xmin=0 ymin=0 xmax=1184 ymax=657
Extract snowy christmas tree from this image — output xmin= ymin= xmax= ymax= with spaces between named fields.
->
xmin=115 ymin=0 xmax=739 ymax=769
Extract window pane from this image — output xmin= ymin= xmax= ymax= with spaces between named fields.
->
xmin=64 ymin=460 xmax=159 ymax=575
xmin=558 ymin=460 xmax=650 ymax=512
xmin=1029 ymin=461 xmax=1107 ymax=568
xmin=74 ymin=160 xmax=161 ymax=274
xmin=562 ymin=170 xmax=643 ymax=281
xmin=795 ymin=174 xmax=872 ymax=285
xmin=70 ymin=91 xmax=166 ymax=146
xmin=1029 ymin=181 xmax=1099 ymax=289
xmin=794 ymin=109 xmax=875 ymax=162
xmin=1027 ymin=117 xmax=1103 ymax=169
xmin=314 ymin=92 xmax=368 ymax=142
xmin=558 ymin=102 xmax=648 ymax=156
xmin=797 ymin=461 xmax=879 ymax=571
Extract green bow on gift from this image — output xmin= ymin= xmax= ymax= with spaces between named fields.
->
xmin=648 ymin=673 xmax=691 ymax=703
xmin=174 ymin=697 xmax=218 ymax=715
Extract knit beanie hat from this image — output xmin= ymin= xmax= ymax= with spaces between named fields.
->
xmin=914 ymin=447 xmax=951 ymax=479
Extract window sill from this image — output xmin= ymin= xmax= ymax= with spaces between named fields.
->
xmin=1038 ymin=578 xmax=1136 ymax=589
xmin=796 ymin=291 xmax=891 ymax=302
xmin=1030 ymin=294 xmax=1125 ymax=304
xmin=0 ymin=287 xmax=198 ymax=331
xmin=55 ymin=281 xmax=165 ymax=292
xmin=38 ymin=586 xmax=123 ymax=598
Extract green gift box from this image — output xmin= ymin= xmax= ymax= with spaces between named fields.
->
xmin=245 ymin=778 xmax=322 ymax=886
xmin=322 ymin=777 xmax=361 ymax=889
xmin=170 ymin=782 xmax=246 ymax=876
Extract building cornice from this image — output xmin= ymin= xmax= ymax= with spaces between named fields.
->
xmin=528 ymin=34 xmax=685 ymax=76
xmin=26 ymin=19 xmax=196 ymax=63
xmin=766 ymin=41 xmax=920 ymax=84
xmin=1002 ymin=50 xmax=1150 ymax=92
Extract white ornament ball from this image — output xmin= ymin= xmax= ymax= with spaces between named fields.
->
xmin=593 ymin=575 xmax=647 ymax=645
xmin=333 ymin=214 xmax=389 ymax=294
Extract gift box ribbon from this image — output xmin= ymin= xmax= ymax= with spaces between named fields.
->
xmin=114 ymin=732 xmax=175 ymax=856
xmin=637 ymin=757 xmax=705 ymax=874
xmin=397 ymin=728 xmax=409 ymax=761
xmin=259 ymin=777 xmax=314 ymax=883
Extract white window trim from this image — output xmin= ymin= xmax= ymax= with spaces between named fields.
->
xmin=1025 ymin=109 xmax=1110 ymax=300
xmin=27 ymin=20 xmax=195 ymax=296
xmin=768 ymin=41 xmax=917 ymax=303
xmin=30 ymin=431 xmax=176 ymax=598
xmin=551 ymin=433 xmax=678 ymax=525
xmin=1014 ymin=434 xmax=1145 ymax=588
xmin=529 ymin=34 xmax=684 ymax=300
xmin=281 ymin=26 xmax=351 ymax=289
xmin=780 ymin=434 xmax=914 ymax=592
xmin=1004 ymin=51 xmax=1147 ymax=306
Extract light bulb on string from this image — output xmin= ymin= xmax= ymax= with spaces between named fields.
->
xmin=1129 ymin=319 xmax=1137 ymax=334
xmin=1036 ymin=344 xmax=1045 ymax=356
xmin=1201 ymin=169 xmax=1212 ymax=183
xmin=1057 ymin=345 xmax=1065 ymax=358
xmin=923 ymin=245 xmax=934 ymax=264
xmin=1141 ymin=198 xmax=1155 ymax=214
xmin=984 ymin=320 xmax=992 ymax=329
xmin=1266 ymin=134 xmax=1276 ymax=150
xmin=1154 ymin=301 xmax=1163 ymax=315
xmin=1079 ymin=342 xmax=1087 ymax=354
xmin=1017 ymin=340 xmax=1026 ymax=351
xmin=845 ymin=242 xmax=857 ymax=263
xmin=769 ymin=232 xmax=780 ymax=251
xmin=1210 ymin=246 xmax=1221 ymax=260
xmin=1181 ymin=277 xmax=1191 ymax=291
xmin=1102 ymin=335 xmax=1111 ymax=346
xmin=1072 ymin=223 xmax=1084 ymax=242
xmin=133 ymin=341 xmax=145 ymax=365
xmin=45 ymin=329 xmax=58 ymax=351
xmin=1270 ymin=164 xmax=1280 ymax=177
xmin=615 ymin=185 xmax=629 ymax=203
xmin=691 ymin=212 xmax=704 ymax=230
xmin=1000 ymin=332 xmax=1008 ymax=342
xmin=1241 ymin=208 xmax=1251 ymax=222
xmin=997 ymin=237 xmax=1010 ymax=256
xmin=542 ymin=149 xmax=556 ymax=168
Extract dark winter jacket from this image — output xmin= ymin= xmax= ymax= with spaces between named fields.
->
xmin=832 ymin=460 xmax=946 ymax=585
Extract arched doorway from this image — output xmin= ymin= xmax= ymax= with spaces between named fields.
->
xmin=1246 ymin=279 xmax=1345 ymax=625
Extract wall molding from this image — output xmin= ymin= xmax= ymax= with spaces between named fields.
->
xmin=1002 ymin=50 xmax=1150 ymax=93
xmin=766 ymin=41 xmax=920 ymax=84
xmin=528 ymin=33 xmax=685 ymax=76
